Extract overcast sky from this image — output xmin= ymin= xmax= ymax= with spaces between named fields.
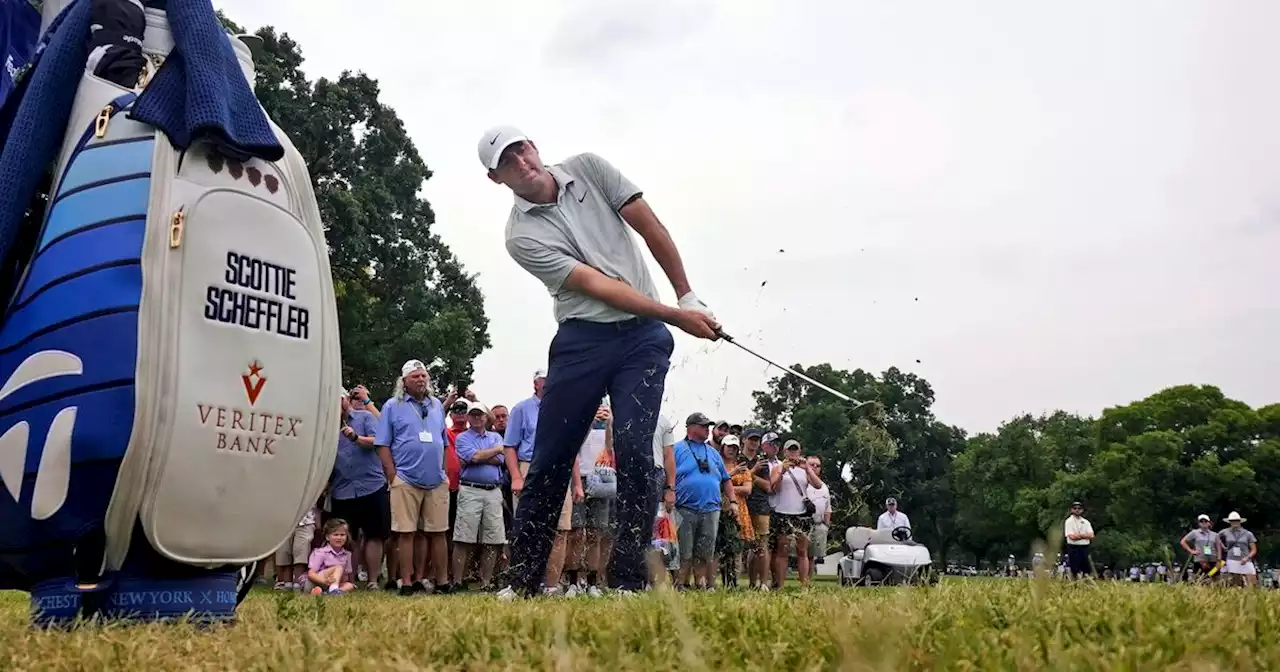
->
xmin=217 ymin=0 xmax=1279 ymax=433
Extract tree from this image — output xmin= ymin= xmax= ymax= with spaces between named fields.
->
xmin=219 ymin=14 xmax=490 ymax=398
xmin=750 ymin=364 xmax=963 ymax=556
xmin=951 ymin=411 xmax=1094 ymax=564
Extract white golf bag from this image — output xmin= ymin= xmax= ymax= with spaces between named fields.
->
xmin=0 ymin=4 xmax=340 ymax=625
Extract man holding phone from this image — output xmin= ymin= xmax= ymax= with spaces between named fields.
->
xmin=330 ymin=389 xmax=387 ymax=591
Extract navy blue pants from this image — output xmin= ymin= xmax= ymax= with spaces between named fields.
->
xmin=508 ymin=317 xmax=673 ymax=593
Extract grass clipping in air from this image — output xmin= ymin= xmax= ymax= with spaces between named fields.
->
xmin=0 ymin=578 xmax=1277 ymax=670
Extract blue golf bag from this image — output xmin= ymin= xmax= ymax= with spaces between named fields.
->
xmin=0 ymin=0 xmax=341 ymax=626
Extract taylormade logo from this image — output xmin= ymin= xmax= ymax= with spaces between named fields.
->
xmin=0 ymin=351 xmax=82 ymax=520
xmin=4 ymin=55 xmax=18 ymax=80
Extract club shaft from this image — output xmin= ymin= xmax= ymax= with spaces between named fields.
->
xmin=724 ymin=339 xmax=855 ymax=403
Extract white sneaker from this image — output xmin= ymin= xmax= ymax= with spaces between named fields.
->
xmin=758 ymin=584 xmax=770 ymax=593
xmin=357 ymin=569 xmax=369 ymax=583
xmin=564 ymin=583 xmax=581 ymax=598
xmin=496 ymin=586 xmax=520 ymax=602
xmin=542 ymin=586 xmax=562 ymax=597
xmin=273 ymin=581 xmax=291 ymax=591
xmin=586 ymin=585 xmax=604 ymax=598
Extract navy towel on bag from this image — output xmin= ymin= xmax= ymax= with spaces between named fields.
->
xmin=130 ymin=0 xmax=282 ymax=161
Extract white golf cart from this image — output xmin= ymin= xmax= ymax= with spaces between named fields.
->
xmin=836 ymin=525 xmax=936 ymax=586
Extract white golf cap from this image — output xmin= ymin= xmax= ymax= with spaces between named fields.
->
xmin=533 ymin=369 xmax=547 ymax=380
xmin=1198 ymin=514 xmax=1211 ymax=522
xmin=401 ymin=359 xmax=427 ymax=378
xmin=465 ymin=400 xmax=489 ymax=415
xmin=721 ymin=434 xmax=740 ymax=447
xmin=478 ymin=125 xmax=528 ymax=170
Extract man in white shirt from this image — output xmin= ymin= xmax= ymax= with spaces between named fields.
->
xmin=1063 ymin=501 xmax=1094 ymax=579
xmin=876 ymin=497 xmax=910 ymax=532
xmin=805 ymin=456 xmax=832 ymax=575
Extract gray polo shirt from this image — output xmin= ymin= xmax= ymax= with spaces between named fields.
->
xmin=504 ymin=152 xmax=660 ymax=324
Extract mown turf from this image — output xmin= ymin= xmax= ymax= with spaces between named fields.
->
xmin=0 ymin=578 xmax=1277 ymax=670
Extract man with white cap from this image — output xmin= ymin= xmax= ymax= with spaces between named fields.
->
xmin=479 ymin=126 xmax=720 ymax=599
xmin=1062 ymin=501 xmax=1094 ymax=579
xmin=1180 ymin=514 xmax=1220 ymax=582
xmin=1219 ymin=511 xmax=1258 ymax=586
xmin=876 ymin=497 xmax=910 ymax=532
xmin=450 ymin=400 xmax=507 ymax=591
xmin=375 ymin=359 xmax=450 ymax=595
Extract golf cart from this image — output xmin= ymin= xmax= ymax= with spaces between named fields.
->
xmin=836 ymin=525 xmax=936 ymax=586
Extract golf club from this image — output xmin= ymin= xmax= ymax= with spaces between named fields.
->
xmin=716 ymin=329 xmax=871 ymax=409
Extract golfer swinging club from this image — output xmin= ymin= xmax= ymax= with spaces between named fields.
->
xmin=478 ymin=126 xmax=720 ymax=598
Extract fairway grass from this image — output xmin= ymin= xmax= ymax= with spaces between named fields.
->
xmin=0 ymin=579 xmax=1277 ymax=670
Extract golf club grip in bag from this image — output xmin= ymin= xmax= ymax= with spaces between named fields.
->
xmin=0 ymin=5 xmax=341 ymax=625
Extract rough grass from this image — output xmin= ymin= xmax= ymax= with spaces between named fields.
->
xmin=0 ymin=578 xmax=1277 ymax=670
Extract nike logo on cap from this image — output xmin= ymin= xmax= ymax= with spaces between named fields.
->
xmin=489 ymin=133 xmax=500 ymax=145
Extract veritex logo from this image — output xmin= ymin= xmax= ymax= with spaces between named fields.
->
xmin=196 ymin=360 xmax=302 ymax=455
xmin=0 ymin=351 xmax=81 ymax=520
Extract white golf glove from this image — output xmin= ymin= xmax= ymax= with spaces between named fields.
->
xmin=678 ymin=291 xmax=717 ymax=321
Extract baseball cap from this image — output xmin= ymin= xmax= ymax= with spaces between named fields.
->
xmin=744 ymin=427 xmax=763 ymax=439
xmin=715 ymin=420 xmax=730 ymax=429
xmin=465 ymin=400 xmax=489 ymax=415
xmin=685 ymin=412 xmax=714 ymax=427
xmin=886 ymin=497 xmax=897 ymax=505
xmin=478 ymin=125 xmax=528 ymax=170
xmin=449 ymin=399 xmax=468 ymax=414
xmin=1070 ymin=501 xmax=1083 ymax=508
xmin=533 ymin=369 xmax=547 ymax=380
xmin=401 ymin=359 xmax=427 ymax=378
xmin=1197 ymin=514 xmax=1211 ymax=522
xmin=783 ymin=439 xmax=802 ymax=450
xmin=761 ymin=431 xmax=780 ymax=445
xmin=721 ymin=434 xmax=741 ymax=447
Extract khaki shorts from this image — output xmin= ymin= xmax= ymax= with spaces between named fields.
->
xmin=750 ymin=514 xmax=771 ymax=549
xmin=274 ymin=523 xmax=314 ymax=566
xmin=390 ymin=476 xmax=449 ymax=533
xmin=453 ymin=485 xmax=507 ymax=545
xmin=513 ymin=461 xmax=572 ymax=532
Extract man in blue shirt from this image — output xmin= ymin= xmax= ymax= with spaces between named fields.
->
xmin=329 ymin=389 xmax=385 ymax=591
xmin=503 ymin=369 xmax=545 ymax=511
xmin=673 ymin=412 xmax=736 ymax=590
xmin=450 ymin=400 xmax=507 ymax=591
xmin=376 ymin=359 xmax=449 ymax=595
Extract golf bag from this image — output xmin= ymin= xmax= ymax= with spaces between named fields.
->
xmin=0 ymin=0 xmax=341 ymax=625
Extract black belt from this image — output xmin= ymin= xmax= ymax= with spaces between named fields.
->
xmin=461 ymin=481 xmax=499 ymax=490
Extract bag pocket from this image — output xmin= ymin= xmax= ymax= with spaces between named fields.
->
xmin=132 ymin=144 xmax=336 ymax=566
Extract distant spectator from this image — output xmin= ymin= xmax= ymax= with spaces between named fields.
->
xmin=375 ymin=359 xmax=450 ymax=595
xmin=330 ymin=389 xmax=388 ymax=591
xmin=307 ymin=518 xmax=357 ymax=595
xmin=674 ymin=412 xmax=736 ymax=590
xmin=504 ymin=370 xmax=545 ymax=513
xmin=717 ymin=435 xmax=752 ymax=588
xmin=740 ymin=428 xmax=773 ymax=591
xmin=1220 ymin=511 xmax=1258 ymax=587
xmin=1063 ymin=501 xmax=1094 ymax=579
xmin=450 ymin=401 xmax=507 ymax=591
xmin=711 ymin=421 xmax=730 ymax=451
xmin=649 ymin=410 xmax=677 ymax=585
xmin=769 ymin=439 xmax=822 ymax=588
xmin=876 ymin=497 xmax=910 ymax=531
xmin=1181 ymin=514 xmax=1220 ymax=581
xmin=806 ymin=456 xmax=832 ymax=574
xmin=348 ymin=384 xmax=381 ymax=419
xmin=568 ymin=403 xmax=615 ymax=597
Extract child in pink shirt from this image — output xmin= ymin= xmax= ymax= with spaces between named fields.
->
xmin=308 ymin=518 xmax=356 ymax=595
